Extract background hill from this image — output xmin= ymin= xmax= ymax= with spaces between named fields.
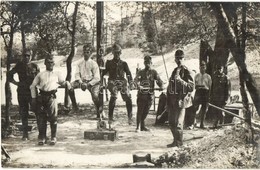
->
xmin=1 ymin=42 xmax=260 ymax=105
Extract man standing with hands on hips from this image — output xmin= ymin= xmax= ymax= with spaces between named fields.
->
xmin=102 ymin=43 xmax=134 ymax=125
xmin=30 ymin=53 xmax=70 ymax=145
xmin=8 ymin=49 xmax=40 ymax=141
xmin=166 ymin=50 xmax=194 ymax=147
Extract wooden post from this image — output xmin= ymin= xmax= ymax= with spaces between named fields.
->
xmin=96 ymin=2 xmax=104 ymax=113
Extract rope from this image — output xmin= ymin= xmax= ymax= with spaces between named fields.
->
xmin=150 ymin=5 xmax=169 ymax=80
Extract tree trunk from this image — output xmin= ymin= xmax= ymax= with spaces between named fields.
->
xmin=64 ymin=2 xmax=79 ymax=107
xmin=21 ymin=19 xmax=26 ymax=56
xmin=210 ymin=2 xmax=260 ymax=117
xmin=5 ymin=13 xmax=16 ymax=132
xmin=199 ymin=40 xmax=214 ymax=75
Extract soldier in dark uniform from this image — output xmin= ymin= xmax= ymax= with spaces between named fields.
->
xmin=134 ymin=55 xmax=163 ymax=132
xmin=30 ymin=54 xmax=69 ymax=145
xmin=102 ymin=43 xmax=134 ymax=125
xmin=166 ymin=50 xmax=194 ymax=147
xmin=8 ymin=49 xmax=40 ymax=141
xmin=211 ymin=65 xmax=231 ymax=128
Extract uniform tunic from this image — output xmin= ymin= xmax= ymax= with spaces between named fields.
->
xmin=167 ymin=65 xmax=194 ymax=146
xmin=8 ymin=61 xmax=40 ymax=137
xmin=103 ymin=58 xmax=133 ymax=120
xmin=134 ymin=68 xmax=163 ymax=129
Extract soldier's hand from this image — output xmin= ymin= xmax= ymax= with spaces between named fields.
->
xmin=81 ymin=82 xmax=88 ymax=91
xmin=129 ymin=83 xmax=135 ymax=91
xmin=31 ymin=98 xmax=37 ymax=112
xmin=224 ymin=100 xmax=228 ymax=105
xmin=66 ymin=81 xmax=72 ymax=90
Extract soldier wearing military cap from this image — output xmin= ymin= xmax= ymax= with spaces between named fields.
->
xmin=8 ymin=49 xmax=40 ymax=141
xmin=102 ymin=43 xmax=134 ymax=125
xmin=134 ymin=55 xmax=163 ymax=132
xmin=67 ymin=43 xmax=103 ymax=119
xmin=192 ymin=61 xmax=212 ymax=129
xmin=30 ymin=53 xmax=70 ymax=145
xmin=166 ymin=49 xmax=194 ymax=147
xmin=210 ymin=64 xmax=231 ymax=128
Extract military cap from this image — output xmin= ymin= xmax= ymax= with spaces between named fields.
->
xmin=200 ymin=61 xmax=207 ymax=66
xmin=175 ymin=50 xmax=184 ymax=58
xmin=217 ymin=64 xmax=223 ymax=69
xmin=144 ymin=55 xmax=152 ymax=61
xmin=112 ymin=43 xmax=122 ymax=52
xmin=24 ymin=49 xmax=31 ymax=55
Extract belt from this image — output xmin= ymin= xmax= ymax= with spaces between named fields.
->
xmin=39 ymin=90 xmax=57 ymax=96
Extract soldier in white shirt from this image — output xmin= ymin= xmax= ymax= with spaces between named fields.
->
xmin=68 ymin=44 xmax=102 ymax=119
xmin=193 ymin=61 xmax=212 ymax=128
xmin=31 ymin=54 xmax=69 ymax=145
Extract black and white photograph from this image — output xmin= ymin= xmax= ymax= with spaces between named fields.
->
xmin=1 ymin=1 xmax=260 ymax=168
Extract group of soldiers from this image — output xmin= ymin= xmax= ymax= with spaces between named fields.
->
xmin=8 ymin=43 xmax=230 ymax=147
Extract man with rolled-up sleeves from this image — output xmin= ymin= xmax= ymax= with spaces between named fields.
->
xmin=31 ymin=54 xmax=69 ymax=145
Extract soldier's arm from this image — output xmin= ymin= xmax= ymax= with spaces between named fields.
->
xmin=186 ymin=73 xmax=194 ymax=92
xmin=124 ymin=62 xmax=133 ymax=83
xmin=75 ymin=64 xmax=82 ymax=84
xmin=208 ymin=74 xmax=212 ymax=91
xmin=133 ymin=70 xmax=141 ymax=89
xmin=89 ymin=62 xmax=100 ymax=86
xmin=57 ymin=72 xmax=70 ymax=88
xmin=166 ymin=71 xmax=175 ymax=95
xmin=30 ymin=74 xmax=40 ymax=112
xmin=154 ymin=70 xmax=164 ymax=89
xmin=175 ymin=69 xmax=194 ymax=92
xmin=225 ymin=76 xmax=231 ymax=102
xmin=102 ymin=61 xmax=109 ymax=78
xmin=30 ymin=74 xmax=40 ymax=98
xmin=8 ymin=64 xmax=19 ymax=86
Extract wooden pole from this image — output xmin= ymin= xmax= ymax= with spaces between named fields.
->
xmin=96 ymin=2 xmax=104 ymax=116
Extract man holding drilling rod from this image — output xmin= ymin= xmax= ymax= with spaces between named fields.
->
xmin=134 ymin=55 xmax=164 ymax=132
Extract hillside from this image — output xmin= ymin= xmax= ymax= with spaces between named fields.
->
xmin=1 ymin=42 xmax=260 ymax=168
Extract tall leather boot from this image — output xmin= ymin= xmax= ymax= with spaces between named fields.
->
xmin=38 ymin=120 xmax=47 ymax=145
xmin=141 ymin=121 xmax=149 ymax=131
xmin=176 ymin=129 xmax=183 ymax=147
xmin=108 ymin=97 xmax=116 ymax=121
xmin=68 ymin=90 xmax=78 ymax=112
xmin=167 ymin=127 xmax=177 ymax=148
xmin=22 ymin=116 xmax=29 ymax=140
xmin=126 ymin=99 xmax=133 ymax=119
xmin=50 ymin=122 xmax=57 ymax=145
xmin=94 ymin=100 xmax=101 ymax=119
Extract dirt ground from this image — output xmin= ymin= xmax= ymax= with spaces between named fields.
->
xmin=1 ymin=101 xmax=260 ymax=168
xmin=2 ymin=46 xmax=260 ymax=168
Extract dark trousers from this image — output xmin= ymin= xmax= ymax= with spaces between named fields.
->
xmin=37 ymin=91 xmax=58 ymax=140
xmin=136 ymin=94 xmax=153 ymax=129
xmin=193 ymin=89 xmax=209 ymax=127
xmin=211 ymin=100 xmax=225 ymax=126
xmin=168 ymin=96 xmax=186 ymax=146
xmin=107 ymin=80 xmax=132 ymax=120
xmin=17 ymin=92 xmax=31 ymax=138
